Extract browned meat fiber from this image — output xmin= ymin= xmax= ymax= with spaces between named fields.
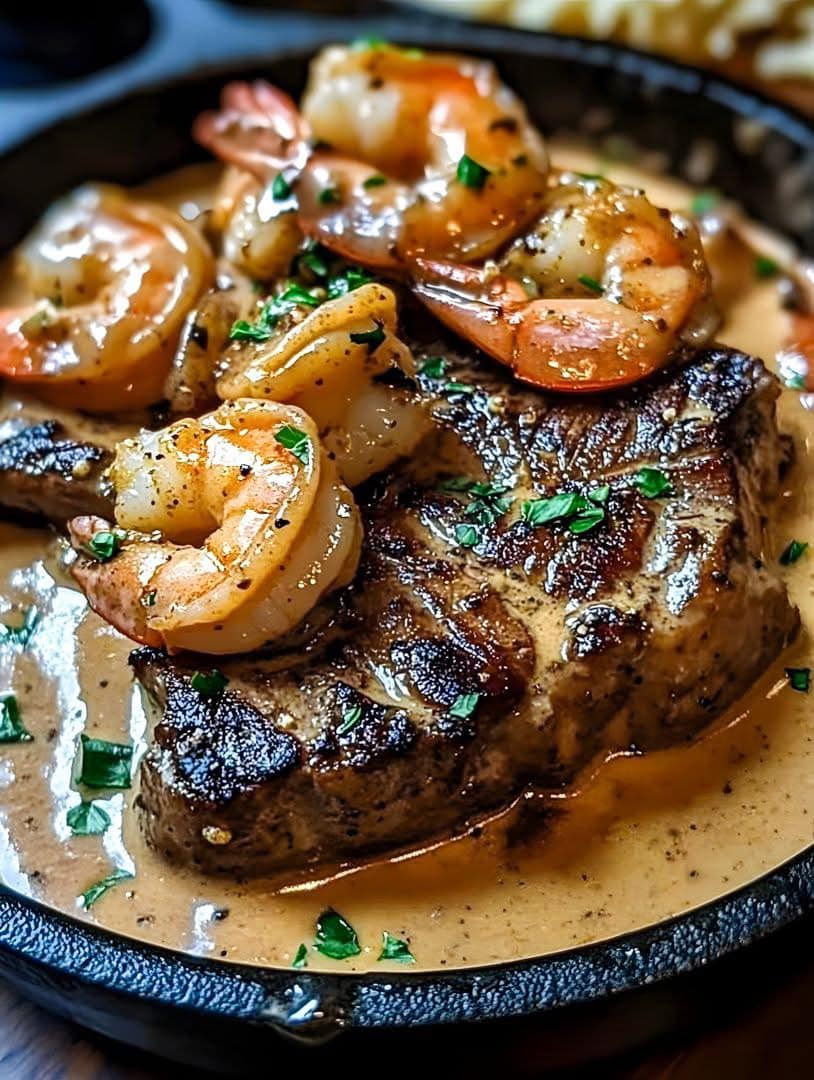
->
xmin=124 ymin=345 xmax=798 ymax=877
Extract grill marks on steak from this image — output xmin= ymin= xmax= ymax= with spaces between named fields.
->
xmin=132 ymin=345 xmax=798 ymax=876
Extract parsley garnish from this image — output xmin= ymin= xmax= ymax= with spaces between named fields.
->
xmin=349 ymin=320 xmax=386 ymax=351
xmin=786 ymin=667 xmax=810 ymax=693
xmin=449 ymin=693 xmax=480 ymax=719
xmin=755 ymin=254 xmax=779 ymax=279
xmin=67 ymin=800 xmax=111 ymax=836
xmin=780 ymin=540 xmax=808 ymax=566
xmin=690 ymin=191 xmax=719 ymax=216
xmin=443 ymin=380 xmax=475 ymax=395
xmin=634 ymin=467 xmax=673 ymax=499
xmin=462 ymin=483 xmax=512 ymax=525
xmin=85 ymin=531 xmax=121 ymax=562
xmin=318 ymin=186 xmax=341 ymax=206
xmin=419 ymin=356 xmax=447 ymax=379
xmin=314 ymin=909 xmax=361 ymax=960
xmin=292 ymin=943 xmax=308 ymax=969
xmin=271 ymin=173 xmax=292 ymax=200
xmin=378 ymin=931 xmax=415 ymax=963
xmin=275 ymin=424 xmax=311 ymax=464
xmin=327 ymin=266 xmax=373 ymax=298
xmin=589 ymin=485 xmax=610 ymax=505
xmin=0 ymin=607 xmax=39 ymax=648
xmin=351 ymin=36 xmax=388 ymax=50
xmin=77 ymin=736 xmax=132 ymax=789
xmin=521 ymin=492 xmax=586 ymax=526
xmin=457 ymin=155 xmax=491 ymax=190
xmin=190 ymin=669 xmax=229 ymax=698
xmin=363 ymin=174 xmax=387 ymax=189
xmin=0 ymin=694 xmax=32 ymax=743
xmin=80 ymin=868 xmax=133 ymax=910
xmin=337 ymin=705 xmax=362 ymax=735
xmin=455 ymin=523 xmax=480 ymax=548
xmin=230 ymin=284 xmax=321 ymax=343
xmin=568 ymin=506 xmax=605 ymax=534
xmin=578 ymin=274 xmax=604 ymax=294
xmin=576 ymin=172 xmax=605 ymax=181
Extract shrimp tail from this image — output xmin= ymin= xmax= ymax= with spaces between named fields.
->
xmin=193 ymin=81 xmax=310 ymax=181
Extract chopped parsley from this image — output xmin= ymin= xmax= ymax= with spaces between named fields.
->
xmin=349 ymin=320 xmax=386 ymax=351
xmin=363 ymin=174 xmax=387 ymax=189
xmin=521 ymin=492 xmax=587 ymax=526
xmin=455 ymin=523 xmax=480 ymax=548
xmin=318 ymin=186 xmax=341 ymax=206
xmin=378 ymin=931 xmax=415 ymax=963
xmin=0 ymin=694 xmax=32 ymax=743
xmin=754 ymin=254 xmax=779 ymax=279
xmin=0 ymin=607 xmax=39 ymax=649
xmin=351 ymin=35 xmax=388 ymax=51
xmin=77 ymin=736 xmax=132 ymax=789
xmin=578 ymin=273 xmax=604 ymax=295
xmin=314 ymin=909 xmax=361 ymax=960
xmin=457 ymin=155 xmax=491 ymax=190
xmin=327 ymin=266 xmax=374 ymax=298
xmin=337 ymin=705 xmax=362 ymax=736
xmin=634 ymin=467 xmax=673 ymax=499
xmin=274 ymin=425 xmax=311 ymax=465
xmin=463 ymin=483 xmax=513 ymax=526
xmin=85 ymin=531 xmax=121 ymax=563
xmin=443 ymin=380 xmax=475 ymax=395
xmin=67 ymin=800 xmax=111 ymax=837
xmin=576 ymin=172 xmax=605 ymax=181
xmin=780 ymin=540 xmax=808 ymax=566
xmin=690 ymin=190 xmax=719 ymax=216
xmin=589 ymin=485 xmax=610 ymax=505
xmin=80 ymin=867 xmax=133 ymax=910
xmin=271 ymin=172 xmax=292 ymax=200
xmin=786 ymin=667 xmax=811 ymax=693
xmin=190 ymin=669 xmax=229 ymax=698
xmin=292 ymin=943 xmax=308 ymax=969
xmin=568 ymin=506 xmax=605 ymax=534
xmin=419 ymin=355 xmax=447 ymax=379
xmin=448 ymin=692 xmax=480 ymax=719
xmin=230 ymin=284 xmax=321 ymax=343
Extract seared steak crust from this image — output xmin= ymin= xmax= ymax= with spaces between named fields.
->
xmin=133 ymin=345 xmax=798 ymax=876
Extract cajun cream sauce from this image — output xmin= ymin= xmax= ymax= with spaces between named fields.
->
xmin=0 ymin=150 xmax=812 ymax=974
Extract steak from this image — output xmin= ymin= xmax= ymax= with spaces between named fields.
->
xmin=131 ymin=345 xmax=798 ymax=877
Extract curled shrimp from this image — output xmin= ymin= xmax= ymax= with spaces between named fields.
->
xmin=0 ymin=185 xmax=213 ymax=412
xmin=68 ymin=400 xmax=362 ymax=655
xmin=412 ymin=173 xmax=718 ymax=392
xmin=194 ymin=44 xmax=549 ymax=269
xmin=218 ymin=283 xmax=429 ymax=486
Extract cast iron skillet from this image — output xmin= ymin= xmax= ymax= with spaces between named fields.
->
xmin=0 ymin=2 xmax=813 ymax=1073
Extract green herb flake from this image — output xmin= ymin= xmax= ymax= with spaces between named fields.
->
xmin=80 ymin=867 xmax=133 ymax=910
xmin=189 ymin=669 xmax=229 ymax=699
xmin=440 ymin=475 xmax=476 ymax=492
xmin=521 ymin=492 xmax=586 ymax=527
xmin=314 ymin=909 xmax=361 ymax=960
xmin=589 ymin=485 xmax=610 ymax=505
xmin=85 ymin=531 xmax=121 ymax=563
xmin=568 ymin=506 xmax=605 ymax=534
xmin=378 ymin=931 xmax=415 ymax=963
xmin=0 ymin=607 xmax=39 ymax=648
xmin=229 ymin=318 xmax=273 ymax=344
xmin=786 ymin=667 xmax=811 ymax=693
xmin=634 ymin=467 xmax=673 ymax=499
xmin=449 ymin=692 xmax=480 ymax=719
xmin=337 ymin=705 xmax=362 ymax=736
xmin=318 ymin=186 xmax=341 ymax=206
xmin=292 ymin=943 xmax=308 ymax=969
xmin=67 ymin=800 xmax=111 ymax=837
xmin=464 ymin=485 xmax=513 ymax=526
xmin=457 ymin=154 xmax=491 ymax=190
xmin=784 ymin=372 xmax=806 ymax=390
xmin=351 ymin=36 xmax=388 ymax=51
xmin=0 ymin=694 xmax=32 ymax=743
xmin=754 ymin=254 xmax=779 ymax=279
xmin=419 ymin=355 xmax=448 ymax=379
xmin=271 ymin=172 xmax=292 ymax=200
xmin=578 ymin=273 xmax=604 ymax=295
xmin=363 ymin=174 xmax=387 ymax=189
xmin=690 ymin=190 xmax=719 ymax=216
xmin=455 ymin=523 xmax=480 ymax=548
xmin=274 ymin=424 xmax=311 ymax=465
xmin=78 ymin=735 xmax=132 ymax=789
xmin=300 ymin=249 xmax=330 ymax=279
xmin=230 ymin=284 xmax=321 ymax=343
xmin=443 ymin=380 xmax=475 ymax=395
xmin=576 ymin=172 xmax=605 ymax=181
xmin=349 ymin=320 xmax=386 ymax=351
xmin=780 ymin=540 xmax=808 ymax=566
xmin=142 ymin=590 xmax=157 ymax=608
xmin=326 ymin=266 xmax=373 ymax=298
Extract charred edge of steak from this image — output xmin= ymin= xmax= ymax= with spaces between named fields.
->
xmin=0 ymin=420 xmax=112 ymax=524
xmin=133 ymin=345 xmax=798 ymax=876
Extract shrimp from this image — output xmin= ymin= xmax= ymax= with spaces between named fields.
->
xmin=194 ymin=43 xmax=549 ymax=270
xmin=0 ymin=185 xmax=213 ymax=412
xmin=218 ymin=283 xmax=429 ymax=485
xmin=68 ymin=400 xmax=362 ymax=655
xmin=411 ymin=173 xmax=718 ymax=393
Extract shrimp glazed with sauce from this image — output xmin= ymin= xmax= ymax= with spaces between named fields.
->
xmin=0 ymin=42 xmax=812 ymax=975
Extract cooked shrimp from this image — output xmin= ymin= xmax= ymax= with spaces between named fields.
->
xmin=0 ymin=185 xmax=213 ymax=411
xmin=68 ymin=400 xmax=362 ymax=655
xmin=194 ymin=44 xmax=549 ymax=269
xmin=412 ymin=173 xmax=718 ymax=392
xmin=218 ymin=283 xmax=429 ymax=485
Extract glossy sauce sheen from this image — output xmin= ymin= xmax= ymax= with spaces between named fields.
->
xmin=0 ymin=152 xmax=812 ymax=974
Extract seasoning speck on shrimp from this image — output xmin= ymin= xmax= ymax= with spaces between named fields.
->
xmin=69 ymin=400 xmax=362 ymax=655
xmin=412 ymin=173 xmax=718 ymax=392
xmin=0 ymin=185 xmax=213 ymax=411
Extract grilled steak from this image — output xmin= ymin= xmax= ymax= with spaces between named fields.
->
xmin=132 ymin=345 xmax=798 ymax=877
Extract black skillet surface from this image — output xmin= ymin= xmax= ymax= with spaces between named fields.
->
xmin=0 ymin=1 xmax=813 ymax=1073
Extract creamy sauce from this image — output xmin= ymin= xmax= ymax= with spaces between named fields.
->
xmin=0 ymin=151 xmax=812 ymax=974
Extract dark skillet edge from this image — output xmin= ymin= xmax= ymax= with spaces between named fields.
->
xmin=0 ymin=9 xmax=813 ymax=1067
